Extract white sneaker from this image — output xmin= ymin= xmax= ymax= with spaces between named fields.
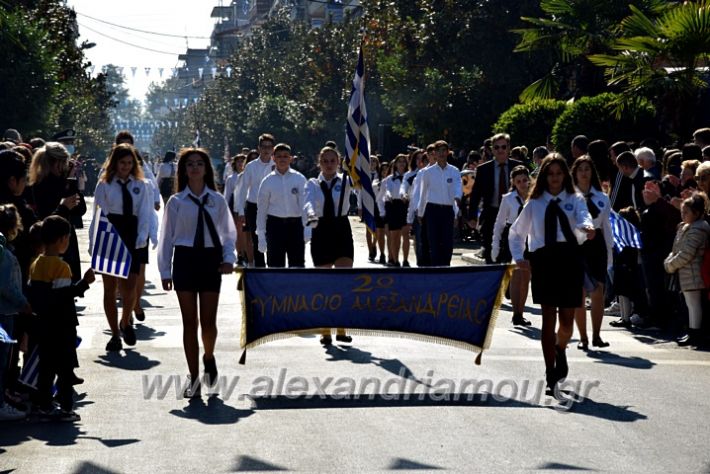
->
xmin=630 ymin=313 xmax=645 ymax=326
xmin=604 ymin=301 xmax=621 ymax=315
xmin=0 ymin=403 xmax=26 ymax=421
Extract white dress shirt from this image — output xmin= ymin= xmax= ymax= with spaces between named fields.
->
xmin=491 ymin=190 xmax=526 ymax=261
xmin=377 ymin=172 xmax=405 ymax=214
xmin=141 ymin=163 xmax=161 ymax=205
xmin=156 ymin=162 xmax=175 ymax=180
xmin=304 ymin=173 xmax=352 ymax=220
xmin=237 ymin=158 xmax=275 ymax=214
xmin=91 ymin=177 xmax=153 ymax=251
xmin=223 ymin=171 xmax=240 ymax=213
xmin=256 ymin=168 xmax=307 ymax=240
xmin=157 ymin=186 xmax=237 ymax=279
xmin=416 ymin=163 xmax=463 ymax=217
xmin=400 ymin=169 xmax=418 ymax=200
xmin=577 ymin=186 xmax=614 ymax=269
xmin=509 ymin=190 xmax=593 ymax=262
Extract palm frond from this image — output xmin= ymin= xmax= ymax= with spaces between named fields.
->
xmin=519 ymin=73 xmax=561 ymax=102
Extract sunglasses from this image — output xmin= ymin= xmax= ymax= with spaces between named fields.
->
xmin=493 ymin=144 xmax=508 ymax=150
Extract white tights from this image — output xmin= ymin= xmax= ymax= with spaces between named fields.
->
xmin=683 ymin=290 xmax=703 ymax=330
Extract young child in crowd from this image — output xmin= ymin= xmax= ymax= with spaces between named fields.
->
xmin=28 ymin=215 xmax=94 ymax=421
xmin=0 ymin=204 xmax=32 ymax=421
xmin=664 ymin=193 xmax=710 ymax=346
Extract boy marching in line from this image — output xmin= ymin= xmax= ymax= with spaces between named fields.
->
xmin=235 ymin=134 xmax=276 ymax=267
xmin=415 ymin=140 xmax=462 ymax=266
xmin=256 ymin=143 xmax=307 ymax=268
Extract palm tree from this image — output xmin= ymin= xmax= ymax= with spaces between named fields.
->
xmin=513 ymin=0 xmax=668 ymax=102
xmin=589 ymin=1 xmax=710 ymax=139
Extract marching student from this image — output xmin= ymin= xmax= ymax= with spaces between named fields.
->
xmin=256 ymin=143 xmax=307 ymax=268
xmin=508 ymin=154 xmax=594 ymax=393
xmin=400 ymin=149 xmax=424 ymax=267
xmin=491 ymin=165 xmax=532 ymax=326
xmin=235 ymin=134 xmax=276 ymax=267
xmin=28 ymin=215 xmax=95 ymax=421
xmin=571 ymin=156 xmax=613 ymax=350
xmin=380 ymin=153 xmax=409 ymax=267
xmin=361 ymin=155 xmax=385 ymax=263
xmin=158 ymin=148 xmax=236 ymax=397
xmin=304 ymin=146 xmax=354 ymax=345
xmin=223 ymin=153 xmax=247 ymax=265
xmin=156 ymin=151 xmax=177 ymax=205
xmin=405 ymin=145 xmax=436 ymax=267
xmin=373 ymin=160 xmax=390 ymax=264
xmin=92 ymin=144 xmax=153 ymax=351
xmin=415 ymin=140 xmax=463 ymax=266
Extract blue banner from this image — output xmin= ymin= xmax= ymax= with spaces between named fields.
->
xmin=239 ymin=266 xmax=511 ymax=359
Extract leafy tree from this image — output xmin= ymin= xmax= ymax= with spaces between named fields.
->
xmin=589 ymin=1 xmax=710 ymax=140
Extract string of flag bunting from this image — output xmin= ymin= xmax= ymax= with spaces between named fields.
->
xmin=87 ymin=65 xmax=235 ymax=80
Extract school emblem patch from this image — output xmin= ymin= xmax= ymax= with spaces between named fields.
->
xmin=447 ymin=178 xmax=453 ymax=183
xmin=564 ymin=203 xmax=573 ymax=211
xmin=334 ymin=184 xmax=341 ymax=193
xmin=598 ymin=201 xmax=605 ymax=208
xmin=291 ymin=187 xmax=299 ymax=194
xmin=132 ymin=187 xmax=140 ymax=194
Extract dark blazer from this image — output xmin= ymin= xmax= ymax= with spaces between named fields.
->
xmin=469 ymin=158 xmax=523 ymax=219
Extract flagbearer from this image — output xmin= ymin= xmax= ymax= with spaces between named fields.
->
xmin=92 ymin=144 xmax=153 ymax=352
xmin=304 ymin=146 xmax=354 ymax=345
xmin=158 ymin=148 xmax=236 ymax=398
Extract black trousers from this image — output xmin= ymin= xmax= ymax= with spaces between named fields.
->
xmin=413 ymin=219 xmax=430 ymax=267
xmin=424 ymin=203 xmax=454 ymax=266
xmin=245 ymin=201 xmax=266 ymax=267
xmin=479 ymin=205 xmax=499 ymax=264
xmin=266 ymin=216 xmax=305 ymax=268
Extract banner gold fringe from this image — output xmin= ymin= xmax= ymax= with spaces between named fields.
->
xmin=236 ymin=265 xmax=513 ymax=364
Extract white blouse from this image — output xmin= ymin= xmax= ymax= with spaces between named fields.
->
xmin=491 ymin=190 xmax=526 ymax=261
xmin=256 ymin=168 xmax=307 ymax=239
xmin=509 ymin=190 xmax=593 ymax=262
xmin=576 ymin=186 xmax=614 ymax=269
xmin=304 ymin=173 xmax=352 ymax=220
xmin=91 ymin=177 xmax=153 ymax=251
xmin=157 ymin=187 xmax=237 ymax=279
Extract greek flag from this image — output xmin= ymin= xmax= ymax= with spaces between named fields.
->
xmin=345 ymin=46 xmax=376 ymax=233
xmin=90 ymin=209 xmax=132 ymax=279
xmin=609 ymin=210 xmax=642 ymax=253
xmin=19 ymin=346 xmax=39 ymax=388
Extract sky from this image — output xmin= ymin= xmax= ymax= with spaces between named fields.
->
xmin=66 ymin=0 xmax=218 ymax=102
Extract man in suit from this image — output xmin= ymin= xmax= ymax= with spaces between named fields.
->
xmin=469 ymin=133 xmax=523 ymax=263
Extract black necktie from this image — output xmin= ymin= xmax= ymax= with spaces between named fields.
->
xmin=320 ymin=179 xmax=336 ymax=218
xmin=188 ymin=194 xmax=221 ymax=250
xmin=118 ymin=180 xmax=132 ymax=216
xmin=586 ymin=193 xmax=600 ymax=219
xmin=545 ymin=197 xmax=576 ymax=246
xmin=515 ymin=195 xmax=524 ymax=216
xmin=392 ymin=175 xmax=403 ymax=182
xmin=498 ymin=164 xmax=506 ymax=205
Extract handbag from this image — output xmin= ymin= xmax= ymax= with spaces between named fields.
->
xmin=665 ymin=272 xmax=680 ymax=292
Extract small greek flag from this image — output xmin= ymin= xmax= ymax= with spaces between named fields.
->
xmin=19 ymin=346 xmax=39 ymax=388
xmin=0 ymin=323 xmax=16 ymax=344
xmin=90 ymin=209 xmax=132 ymax=279
xmin=609 ymin=210 xmax=642 ymax=253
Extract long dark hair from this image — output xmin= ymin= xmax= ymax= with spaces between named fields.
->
xmin=102 ymin=144 xmax=144 ymax=183
xmin=570 ymin=155 xmax=603 ymax=192
xmin=176 ymin=148 xmax=216 ymax=192
xmin=530 ymin=153 xmax=575 ymax=199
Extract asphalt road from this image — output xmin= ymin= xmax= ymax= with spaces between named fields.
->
xmin=2 ymin=199 xmax=710 ymax=473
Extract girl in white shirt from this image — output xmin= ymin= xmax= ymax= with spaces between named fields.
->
xmin=304 ymin=146 xmax=354 ymax=345
xmin=571 ymin=156 xmax=613 ymax=350
xmin=92 ymin=144 xmax=153 ymax=352
xmin=509 ymin=153 xmax=595 ymax=393
xmin=158 ymin=148 xmax=236 ymax=397
xmin=491 ymin=165 xmax=531 ymax=326
xmin=380 ymin=154 xmax=409 ymax=266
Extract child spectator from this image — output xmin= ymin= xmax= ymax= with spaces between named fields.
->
xmin=0 ymin=204 xmax=31 ymax=420
xmin=664 ymin=193 xmax=710 ymax=346
xmin=27 ymin=215 xmax=94 ymax=421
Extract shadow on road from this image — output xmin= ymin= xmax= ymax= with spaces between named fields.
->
xmin=388 ymin=457 xmax=445 ymax=470
xmin=232 ymin=455 xmax=288 ymax=472
xmin=94 ymin=349 xmax=161 ymax=371
xmin=323 ymin=344 xmax=431 ymax=386
xmin=536 ymin=462 xmax=593 ymax=471
xmin=134 ymin=324 xmax=167 ymax=342
xmin=584 ymin=350 xmax=655 ymax=369
xmin=556 ymin=394 xmax=647 ymax=422
xmin=169 ymin=395 xmax=254 ymax=425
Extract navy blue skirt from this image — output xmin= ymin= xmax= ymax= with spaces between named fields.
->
xmin=172 ymin=246 xmax=223 ymax=292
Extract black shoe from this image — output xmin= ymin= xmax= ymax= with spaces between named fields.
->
xmin=70 ymin=371 xmax=84 ymax=386
xmin=677 ymin=329 xmax=700 ymax=346
xmin=203 ymin=355 xmax=218 ymax=386
xmin=378 ymin=255 xmax=386 ymax=265
xmin=592 ymin=337 xmax=610 ymax=348
xmin=134 ymin=309 xmax=145 ymax=322
xmin=555 ymin=346 xmax=568 ymax=380
xmin=320 ymin=335 xmax=332 ymax=345
xmin=183 ymin=376 xmax=201 ymax=399
xmin=402 ymin=261 xmax=410 ymax=267
xmin=335 ymin=334 xmax=352 ymax=343
xmin=577 ymin=340 xmax=589 ymax=351
xmin=546 ymin=370 xmax=560 ymax=394
xmin=512 ymin=313 xmax=531 ymax=326
xmin=609 ymin=318 xmax=631 ymax=328
xmin=368 ymin=250 xmax=376 ymax=262
xmin=105 ymin=335 xmax=122 ymax=352
xmin=120 ymin=322 xmax=136 ymax=346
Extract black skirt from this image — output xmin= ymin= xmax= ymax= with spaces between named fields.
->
xmin=374 ymin=203 xmax=386 ymax=229
xmin=497 ymin=224 xmax=513 ymax=263
xmin=311 ymin=216 xmax=354 ymax=266
xmin=107 ymin=213 xmax=147 ymax=274
xmin=172 ymin=246 xmax=223 ymax=292
xmin=385 ymin=199 xmax=407 ymax=231
xmin=581 ymin=228 xmax=607 ymax=287
xmin=529 ymin=242 xmax=584 ymax=308
xmin=159 ymin=178 xmax=174 ymax=200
